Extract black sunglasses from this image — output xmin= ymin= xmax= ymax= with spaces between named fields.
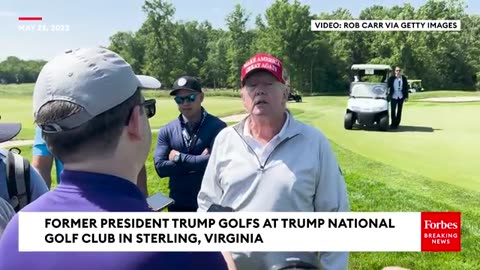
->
xmin=174 ymin=93 xmax=197 ymax=104
xmin=142 ymin=99 xmax=156 ymax=118
xmin=125 ymin=99 xmax=156 ymax=125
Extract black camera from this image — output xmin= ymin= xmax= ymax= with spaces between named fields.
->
xmin=270 ymin=258 xmax=319 ymax=270
xmin=207 ymin=204 xmax=235 ymax=212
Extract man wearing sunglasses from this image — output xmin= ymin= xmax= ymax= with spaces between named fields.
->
xmin=387 ymin=66 xmax=409 ymax=129
xmin=0 ymin=48 xmax=231 ymax=270
xmin=153 ymin=75 xmax=227 ymax=212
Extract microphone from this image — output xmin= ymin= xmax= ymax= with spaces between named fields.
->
xmin=207 ymin=204 xmax=235 ymax=212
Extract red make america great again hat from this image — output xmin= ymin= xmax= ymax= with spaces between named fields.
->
xmin=241 ymin=53 xmax=285 ymax=85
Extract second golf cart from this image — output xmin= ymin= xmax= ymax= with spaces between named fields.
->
xmin=288 ymin=91 xmax=302 ymax=102
xmin=287 ymin=85 xmax=302 ymax=102
xmin=408 ymin=79 xmax=424 ymax=93
xmin=344 ymin=64 xmax=391 ymax=131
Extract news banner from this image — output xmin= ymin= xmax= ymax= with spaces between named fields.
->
xmin=18 ymin=212 xmax=461 ymax=252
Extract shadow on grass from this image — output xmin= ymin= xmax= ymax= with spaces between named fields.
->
xmin=349 ymin=126 xmax=385 ymax=132
xmin=391 ymin=125 xmax=442 ymax=133
xmin=287 ymin=100 xmax=306 ymax=103
xmin=307 ymin=92 xmax=349 ymax=97
xmin=349 ymin=125 xmax=441 ymax=133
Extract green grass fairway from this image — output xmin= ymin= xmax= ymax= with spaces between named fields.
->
xmin=333 ymin=137 xmax=480 ymax=270
xmin=287 ymin=96 xmax=480 ymax=192
xmin=2 ymin=85 xmax=480 ymax=269
xmin=0 ymin=83 xmax=35 ymax=96
xmin=407 ymin=90 xmax=480 ymax=100
xmin=286 ymin=92 xmax=480 ymax=269
xmin=0 ymin=96 xmax=37 ymax=139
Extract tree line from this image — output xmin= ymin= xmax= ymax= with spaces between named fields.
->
xmin=0 ymin=57 xmax=46 ymax=84
xmin=2 ymin=0 xmax=479 ymax=93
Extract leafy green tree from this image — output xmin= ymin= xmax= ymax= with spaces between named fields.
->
xmin=225 ymin=4 xmax=252 ymax=88
xmin=141 ymin=0 xmax=180 ymax=87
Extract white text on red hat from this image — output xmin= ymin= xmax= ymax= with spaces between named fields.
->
xmin=243 ymin=55 xmax=281 ymax=69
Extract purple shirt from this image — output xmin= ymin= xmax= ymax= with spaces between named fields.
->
xmin=0 ymin=170 xmax=228 ymax=270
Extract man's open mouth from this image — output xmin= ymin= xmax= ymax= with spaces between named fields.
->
xmin=254 ymin=100 xmax=268 ymax=105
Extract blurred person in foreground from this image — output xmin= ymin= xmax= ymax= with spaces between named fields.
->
xmin=0 ymin=47 xmax=233 ymax=270
xmin=154 ymin=75 xmax=227 ymax=212
xmin=0 ymin=118 xmax=48 ymax=238
xmin=33 ymin=125 xmax=149 ymax=196
xmin=197 ymin=53 xmax=350 ymax=270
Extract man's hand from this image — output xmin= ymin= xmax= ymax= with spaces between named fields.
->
xmin=168 ymin=150 xmax=179 ymax=161
xmin=202 ymin=148 xmax=210 ymax=155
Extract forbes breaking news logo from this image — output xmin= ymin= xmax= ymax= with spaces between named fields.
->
xmin=421 ymin=212 xmax=461 ymax=252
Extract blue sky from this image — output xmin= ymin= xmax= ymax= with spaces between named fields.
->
xmin=1 ymin=0 xmax=478 ymax=61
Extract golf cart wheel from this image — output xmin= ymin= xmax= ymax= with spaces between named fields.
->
xmin=378 ymin=115 xmax=389 ymax=131
xmin=344 ymin=112 xmax=354 ymax=130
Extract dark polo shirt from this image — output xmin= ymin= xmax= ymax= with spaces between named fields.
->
xmin=0 ymin=170 xmax=227 ymax=270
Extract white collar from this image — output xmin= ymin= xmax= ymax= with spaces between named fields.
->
xmin=243 ymin=111 xmax=290 ymax=140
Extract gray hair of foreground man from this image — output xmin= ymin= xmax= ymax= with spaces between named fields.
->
xmin=35 ymin=90 xmax=142 ymax=163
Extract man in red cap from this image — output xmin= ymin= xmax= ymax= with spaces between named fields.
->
xmin=197 ymin=53 xmax=350 ymax=270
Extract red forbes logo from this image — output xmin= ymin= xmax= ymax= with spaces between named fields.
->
xmin=421 ymin=212 xmax=461 ymax=252
xmin=424 ymin=220 xmax=458 ymax=230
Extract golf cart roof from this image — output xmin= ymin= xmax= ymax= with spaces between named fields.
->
xmin=351 ymin=64 xmax=392 ymax=71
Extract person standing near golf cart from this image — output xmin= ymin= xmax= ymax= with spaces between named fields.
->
xmin=197 ymin=53 xmax=350 ymax=270
xmin=153 ymin=75 xmax=227 ymax=212
xmin=387 ymin=66 xmax=409 ymax=129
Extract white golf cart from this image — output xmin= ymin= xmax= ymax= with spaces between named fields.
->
xmin=344 ymin=64 xmax=391 ymax=131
